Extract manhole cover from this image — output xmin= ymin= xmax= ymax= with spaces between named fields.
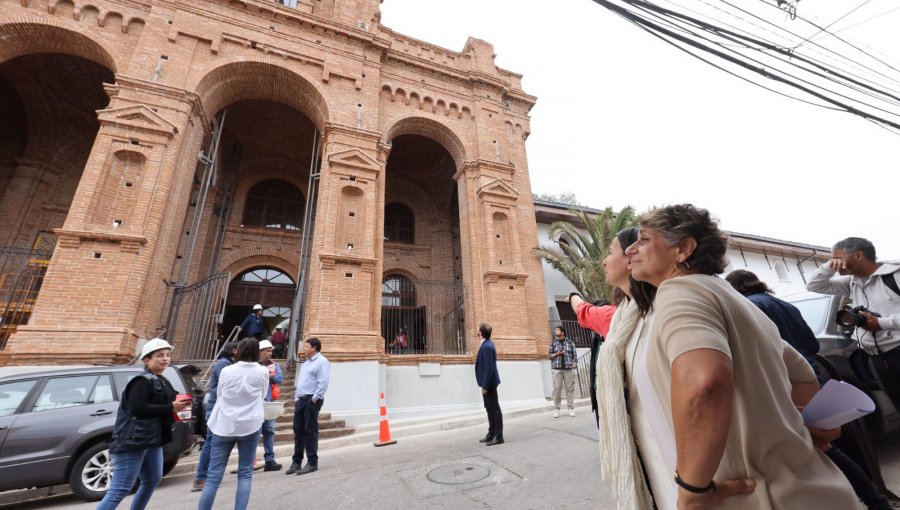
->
xmin=426 ymin=464 xmax=491 ymax=485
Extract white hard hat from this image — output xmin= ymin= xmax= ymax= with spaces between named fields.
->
xmin=253 ymin=304 xmax=263 ymax=310
xmin=259 ymin=340 xmax=274 ymax=350
xmin=141 ymin=338 xmax=173 ymax=359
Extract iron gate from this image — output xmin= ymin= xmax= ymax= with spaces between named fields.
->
xmin=0 ymin=234 xmax=55 ymax=349
xmin=164 ymin=272 xmax=231 ymax=361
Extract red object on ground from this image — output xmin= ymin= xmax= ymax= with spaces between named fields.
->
xmin=374 ymin=392 xmax=397 ymax=447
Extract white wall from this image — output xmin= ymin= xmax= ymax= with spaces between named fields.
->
xmin=317 ymin=360 xmax=548 ymax=426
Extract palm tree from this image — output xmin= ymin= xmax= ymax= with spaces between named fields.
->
xmin=535 ymin=206 xmax=636 ymax=302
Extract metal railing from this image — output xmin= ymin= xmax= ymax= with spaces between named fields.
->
xmin=0 ymin=235 xmax=55 ymax=349
xmin=382 ymin=280 xmax=468 ymax=356
xmin=575 ymin=350 xmax=592 ymax=399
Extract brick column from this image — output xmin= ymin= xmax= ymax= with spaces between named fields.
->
xmin=302 ymin=123 xmax=387 ymax=362
xmin=454 ymin=159 xmax=547 ymax=360
xmin=0 ymin=77 xmax=207 ymax=365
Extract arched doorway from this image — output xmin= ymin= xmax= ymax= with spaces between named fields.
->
xmin=0 ymin=48 xmax=114 ymax=346
xmin=381 ymin=274 xmax=425 ymax=354
xmin=225 ymin=267 xmax=296 ymax=339
xmin=381 ymin=132 xmax=466 ymax=355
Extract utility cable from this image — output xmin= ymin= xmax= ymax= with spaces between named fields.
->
xmin=591 ymin=0 xmax=900 ymax=130
xmin=792 ymin=0 xmax=873 ymax=51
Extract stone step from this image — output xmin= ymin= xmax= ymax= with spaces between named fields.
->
xmin=274 ymin=419 xmax=345 ymax=431
xmin=273 ymin=427 xmax=355 ymax=442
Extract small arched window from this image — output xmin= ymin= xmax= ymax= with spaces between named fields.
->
xmin=382 ymin=275 xmax=416 ymax=307
xmin=242 ymin=180 xmax=304 ymax=230
xmin=384 ymin=203 xmax=414 ymax=243
xmin=774 ymin=260 xmax=790 ymax=282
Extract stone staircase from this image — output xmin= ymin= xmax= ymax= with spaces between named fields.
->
xmin=267 ymin=362 xmax=355 ymax=443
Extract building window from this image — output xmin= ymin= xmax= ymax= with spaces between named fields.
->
xmin=242 ymin=180 xmax=304 ymax=230
xmin=382 ymin=275 xmax=422 ymax=354
xmin=384 ymin=203 xmax=414 ymax=243
xmin=239 ymin=267 xmax=293 ymax=284
xmin=382 ymin=275 xmax=416 ymax=307
xmin=775 ymin=260 xmax=790 ymax=282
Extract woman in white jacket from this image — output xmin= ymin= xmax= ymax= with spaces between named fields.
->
xmin=197 ymin=338 xmax=269 ymax=510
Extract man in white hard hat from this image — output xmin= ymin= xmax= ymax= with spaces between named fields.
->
xmin=239 ymin=304 xmax=266 ymax=340
xmin=258 ymin=340 xmax=284 ymax=471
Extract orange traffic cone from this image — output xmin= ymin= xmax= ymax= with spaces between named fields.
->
xmin=373 ymin=392 xmax=397 ymax=447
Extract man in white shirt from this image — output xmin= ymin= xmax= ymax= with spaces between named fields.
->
xmin=286 ymin=338 xmax=330 ymax=475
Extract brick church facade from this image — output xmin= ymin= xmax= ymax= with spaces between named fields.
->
xmin=0 ymin=0 xmax=550 ymax=418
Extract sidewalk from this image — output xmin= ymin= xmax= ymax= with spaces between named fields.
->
xmin=169 ymin=397 xmax=592 ymax=476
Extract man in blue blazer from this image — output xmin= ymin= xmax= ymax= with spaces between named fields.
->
xmin=475 ymin=323 xmax=503 ymax=445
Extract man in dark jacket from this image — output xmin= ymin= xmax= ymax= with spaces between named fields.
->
xmin=475 ymin=323 xmax=503 ymax=445
xmin=240 ymin=304 xmax=266 ymax=340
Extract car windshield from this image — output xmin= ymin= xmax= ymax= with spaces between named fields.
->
xmin=791 ymin=296 xmax=830 ymax=334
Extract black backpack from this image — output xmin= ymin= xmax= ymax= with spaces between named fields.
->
xmin=882 ymin=273 xmax=900 ymax=298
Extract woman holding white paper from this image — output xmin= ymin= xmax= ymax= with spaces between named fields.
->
xmin=625 ymin=204 xmax=862 ymax=510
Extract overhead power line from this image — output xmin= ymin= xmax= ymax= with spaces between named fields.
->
xmin=590 ymin=0 xmax=900 ymax=132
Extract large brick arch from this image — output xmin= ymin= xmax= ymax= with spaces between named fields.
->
xmin=0 ymin=19 xmax=119 ymax=71
xmin=382 ymin=115 xmax=469 ymax=170
xmin=218 ymin=249 xmax=299 ymax=282
xmin=191 ymin=58 xmax=329 ymax=131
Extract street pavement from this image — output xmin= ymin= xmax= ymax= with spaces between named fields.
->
xmin=8 ymin=409 xmax=900 ymax=509
xmin=5 ymin=409 xmax=616 ymax=509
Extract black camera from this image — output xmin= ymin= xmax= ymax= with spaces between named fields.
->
xmin=835 ymin=306 xmax=881 ymax=328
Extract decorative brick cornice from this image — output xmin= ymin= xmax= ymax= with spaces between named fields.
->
xmin=319 ymin=253 xmax=376 ymax=271
xmin=482 ymin=270 xmax=528 ymax=285
xmin=105 ymin=77 xmax=207 ymax=127
xmin=96 ymin=104 xmax=178 ymax=138
xmin=453 ymin=159 xmax=516 ymax=181
xmin=54 ymin=228 xmax=148 ymax=252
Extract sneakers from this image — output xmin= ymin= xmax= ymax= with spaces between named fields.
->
xmin=569 ymin=409 xmax=576 ymax=417
xmin=264 ymin=461 xmax=283 ymax=472
xmin=285 ymin=462 xmax=302 ymax=475
xmin=553 ymin=409 xmax=560 ymax=418
xmin=191 ymin=479 xmax=204 ymax=493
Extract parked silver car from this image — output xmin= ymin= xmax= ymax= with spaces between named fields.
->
xmin=785 ymin=292 xmax=900 ymax=439
xmin=0 ymin=364 xmax=201 ymax=501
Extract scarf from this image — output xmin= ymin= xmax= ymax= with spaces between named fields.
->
xmin=596 ymin=298 xmax=654 ymax=510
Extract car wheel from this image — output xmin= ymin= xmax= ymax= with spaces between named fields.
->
xmin=70 ymin=442 xmax=113 ymax=502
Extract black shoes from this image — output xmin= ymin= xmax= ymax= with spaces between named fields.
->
xmin=485 ymin=436 xmax=504 ymax=446
xmin=285 ymin=462 xmax=302 ymax=475
xmin=479 ymin=433 xmax=493 ymax=443
xmin=297 ymin=463 xmax=318 ymax=475
xmin=264 ymin=461 xmax=283 ymax=472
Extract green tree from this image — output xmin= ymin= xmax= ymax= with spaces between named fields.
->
xmin=535 ymin=206 xmax=636 ymax=302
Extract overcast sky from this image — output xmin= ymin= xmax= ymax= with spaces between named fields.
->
xmin=380 ymin=0 xmax=900 ymax=259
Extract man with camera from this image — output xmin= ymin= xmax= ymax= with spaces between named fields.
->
xmin=807 ymin=237 xmax=900 ymax=404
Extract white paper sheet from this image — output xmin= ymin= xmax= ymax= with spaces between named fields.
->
xmin=800 ymin=379 xmax=875 ymax=429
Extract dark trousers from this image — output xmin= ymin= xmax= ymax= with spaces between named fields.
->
xmin=291 ymin=397 xmax=322 ymax=466
xmin=482 ymin=385 xmax=503 ymax=439
xmin=827 ymin=446 xmax=891 ymax=510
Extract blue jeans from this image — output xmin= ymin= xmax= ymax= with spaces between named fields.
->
xmin=261 ymin=418 xmax=276 ymax=462
xmin=291 ymin=397 xmax=322 ymax=466
xmin=195 ymin=407 xmax=214 ymax=481
xmin=96 ymin=446 xmax=163 ymax=510
xmin=197 ymin=429 xmax=261 ymax=510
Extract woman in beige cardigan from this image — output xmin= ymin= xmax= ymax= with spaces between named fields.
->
xmin=625 ymin=204 xmax=861 ymax=510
